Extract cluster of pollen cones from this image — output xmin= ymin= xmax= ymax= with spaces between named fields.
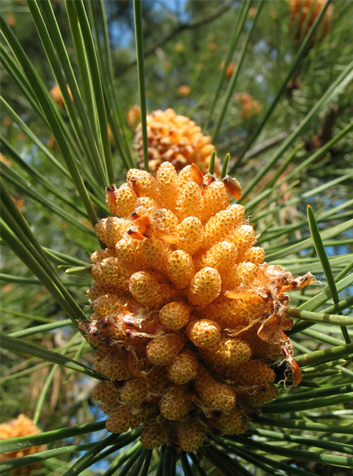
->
xmin=83 ymin=162 xmax=313 ymax=452
xmin=134 ymin=109 xmax=221 ymax=175
xmin=289 ymin=0 xmax=333 ymax=45
xmin=0 ymin=415 xmax=45 ymax=475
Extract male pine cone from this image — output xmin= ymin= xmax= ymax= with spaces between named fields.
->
xmin=134 ymin=109 xmax=221 ymax=174
xmin=0 ymin=415 xmax=46 ymax=475
xmin=84 ymin=162 xmax=312 ymax=452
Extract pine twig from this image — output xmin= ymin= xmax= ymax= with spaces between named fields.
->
xmin=117 ymin=1 xmax=233 ymax=76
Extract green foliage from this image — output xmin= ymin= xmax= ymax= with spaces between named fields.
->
xmin=0 ymin=0 xmax=352 ymax=475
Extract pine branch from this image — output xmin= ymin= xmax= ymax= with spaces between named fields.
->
xmin=116 ymin=1 xmax=233 ymax=76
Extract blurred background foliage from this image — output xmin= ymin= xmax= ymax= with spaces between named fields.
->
xmin=0 ymin=0 xmax=352 ymax=475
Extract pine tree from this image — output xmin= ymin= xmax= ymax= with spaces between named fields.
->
xmin=0 ymin=1 xmax=352 ymax=475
